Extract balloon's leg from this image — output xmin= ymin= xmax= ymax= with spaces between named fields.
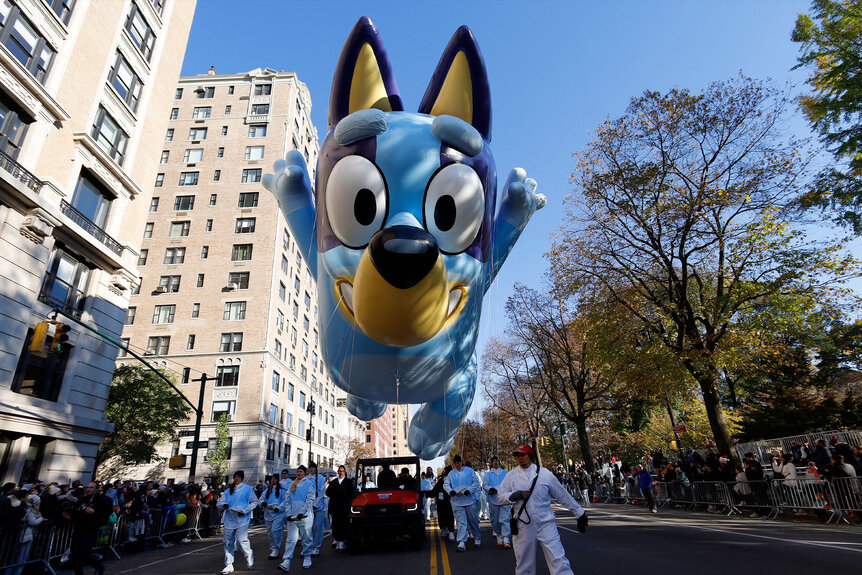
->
xmin=347 ymin=395 xmax=387 ymax=420
xmin=408 ymin=355 xmax=476 ymax=459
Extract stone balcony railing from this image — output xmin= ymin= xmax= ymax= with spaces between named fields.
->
xmin=0 ymin=149 xmax=43 ymax=193
xmin=60 ymin=199 xmax=124 ymax=255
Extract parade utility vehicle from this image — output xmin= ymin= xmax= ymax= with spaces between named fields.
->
xmin=348 ymin=456 xmax=424 ymax=553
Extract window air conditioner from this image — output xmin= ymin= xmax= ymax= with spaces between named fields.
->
xmin=226 ymin=283 xmax=238 ymax=291
xmin=155 ymin=286 xmax=167 ymax=293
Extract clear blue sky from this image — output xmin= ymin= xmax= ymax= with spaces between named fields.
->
xmin=181 ymin=0 xmax=815 ymax=422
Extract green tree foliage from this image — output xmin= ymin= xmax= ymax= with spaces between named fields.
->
xmin=550 ymin=75 xmax=857 ymax=464
xmin=95 ymin=365 xmax=192 ymax=474
xmin=792 ymin=0 xmax=862 ymax=232
xmin=208 ymin=414 xmax=231 ymax=485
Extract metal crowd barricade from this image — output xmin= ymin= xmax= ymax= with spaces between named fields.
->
xmin=141 ymin=508 xmax=168 ymax=548
xmin=770 ymin=478 xmax=838 ymax=523
xmin=0 ymin=522 xmax=57 ymax=575
xmin=665 ymin=481 xmax=695 ymax=509
xmin=691 ymin=481 xmax=736 ymax=515
xmin=652 ymin=482 xmax=672 ymax=508
xmin=606 ymin=482 xmax=626 ymax=504
xmin=46 ymin=520 xmax=74 ymax=567
xmin=625 ymin=483 xmax=643 ymax=505
xmin=828 ymin=477 xmax=862 ymax=524
xmin=727 ymin=480 xmax=776 ymax=518
xmin=593 ymin=482 xmax=611 ymax=503
xmin=160 ymin=505 xmax=203 ymax=542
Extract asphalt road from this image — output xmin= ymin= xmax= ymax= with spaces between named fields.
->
xmin=71 ymin=503 xmax=862 ymax=575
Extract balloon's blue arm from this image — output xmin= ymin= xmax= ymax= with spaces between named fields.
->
xmin=487 ymin=167 xmax=546 ymax=286
xmin=263 ymin=150 xmax=319 ymax=278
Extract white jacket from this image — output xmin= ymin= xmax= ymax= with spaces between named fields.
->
xmin=498 ymin=464 xmax=584 ymax=524
xmin=217 ymin=483 xmax=258 ymax=529
xmin=772 ymin=459 xmax=798 ymax=488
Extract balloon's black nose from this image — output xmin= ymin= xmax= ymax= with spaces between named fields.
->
xmin=368 ymin=226 xmax=439 ymax=289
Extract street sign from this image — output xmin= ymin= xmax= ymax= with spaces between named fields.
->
xmin=186 ymin=440 xmax=208 ymax=449
xmin=673 ymin=425 xmax=687 ymax=434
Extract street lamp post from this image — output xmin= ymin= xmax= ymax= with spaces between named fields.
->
xmin=306 ymin=398 xmax=315 ymax=466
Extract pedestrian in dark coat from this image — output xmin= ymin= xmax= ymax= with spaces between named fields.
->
xmin=431 ymin=467 xmax=455 ymax=539
xmin=325 ymin=465 xmax=355 ymax=551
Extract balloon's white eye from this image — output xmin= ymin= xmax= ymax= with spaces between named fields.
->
xmin=325 ymin=155 xmax=388 ymax=248
xmin=423 ymin=164 xmax=485 ymax=254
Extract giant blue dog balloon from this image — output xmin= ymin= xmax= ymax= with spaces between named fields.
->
xmin=263 ymin=17 xmax=545 ymax=458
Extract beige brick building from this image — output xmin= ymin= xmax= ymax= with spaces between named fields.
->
xmin=0 ymin=0 xmax=196 ymax=484
xmin=117 ymin=68 xmax=349 ymax=483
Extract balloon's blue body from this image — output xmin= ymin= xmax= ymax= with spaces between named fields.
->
xmin=264 ymin=17 xmax=544 ymax=458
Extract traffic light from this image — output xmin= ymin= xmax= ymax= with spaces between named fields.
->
xmin=49 ymin=322 xmax=71 ymax=353
xmin=28 ymin=321 xmax=49 ymax=353
xmin=305 ymin=428 xmax=312 ymax=441
xmin=560 ymin=422 xmax=567 ymax=435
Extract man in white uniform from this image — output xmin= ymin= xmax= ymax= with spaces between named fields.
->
xmin=217 ymin=470 xmax=259 ymax=575
xmin=498 ymin=445 xmax=588 ymax=575
xmin=482 ymin=455 xmax=512 ymax=548
xmin=443 ymin=454 xmax=481 ymax=551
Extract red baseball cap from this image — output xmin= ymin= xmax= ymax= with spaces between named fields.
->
xmin=512 ymin=444 xmax=535 ymax=456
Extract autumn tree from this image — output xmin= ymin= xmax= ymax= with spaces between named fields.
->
xmin=208 ymin=414 xmax=231 ymax=485
xmin=792 ymin=0 xmax=862 ymax=232
xmin=550 ymin=76 xmax=857 ymax=464
xmin=335 ymin=437 xmax=374 ymax=472
xmin=95 ymin=365 xmax=192 ymax=476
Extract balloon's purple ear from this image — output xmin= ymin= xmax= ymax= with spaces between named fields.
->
xmin=328 ymin=16 xmax=403 ymax=131
xmin=418 ymin=26 xmax=491 ymax=142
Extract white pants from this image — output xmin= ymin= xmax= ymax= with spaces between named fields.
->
xmin=453 ymin=504 xmax=481 ymax=543
xmin=223 ymin=523 xmax=252 ymax=567
xmin=513 ymin=519 xmax=573 ymax=575
xmin=283 ymin=513 xmax=314 ymax=560
xmin=488 ymin=501 xmax=511 ymax=541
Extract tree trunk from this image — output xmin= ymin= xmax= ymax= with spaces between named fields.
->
xmin=697 ymin=367 xmax=737 ymax=466
xmin=575 ymin=414 xmax=594 ymax=473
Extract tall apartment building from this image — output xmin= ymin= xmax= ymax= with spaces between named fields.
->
xmin=391 ymin=404 xmax=410 ymax=457
xmin=364 ymin=409 xmax=393 ymax=460
xmin=118 ymin=68 xmax=345 ymax=483
xmin=0 ymin=0 xmax=196 ymax=484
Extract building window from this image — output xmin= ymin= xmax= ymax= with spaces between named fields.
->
xmin=254 ymin=84 xmax=272 ymax=96
xmin=275 ymin=339 xmax=282 ymax=358
xmin=208 ymin=193 xmax=217 ymax=206
xmin=12 ymin=328 xmax=72 ymax=401
xmin=201 ymin=245 xmax=208 ymax=259
xmin=165 ymin=128 xmax=174 ymax=142
xmin=220 ymin=332 xmax=243 ymax=352
xmin=125 ymin=3 xmax=155 ymax=61
xmin=304 ymin=292 xmax=311 ymax=308
xmin=136 ymin=249 xmax=148 ymax=266
xmin=143 ymin=222 xmax=153 ymax=238
xmin=281 ymin=255 xmax=288 ymax=273
xmin=215 ymin=365 xmax=239 ymax=386
xmin=158 ymin=275 xmax=180 ymax=293
xmin=168 ymin=221 xmax=190 ymax=237
xmin=118 ymin=338 xmax=129 ymax=357
xmin=211 ymin=400 xmax=235 ymax=422
xmin=154 ymin=173 xmax=164 ymax=187
xmin=248 ymin=124 xmax=267 ymax=138
xmin=71 ymin=172 xmax=113 ymax=228
xmin=149 ymin=199 xmax=160 ymax=214
xmin=225 ymin=104 xmax=231 ymax=115
xmin=231 ymin=244 xmax=252 ymax=261
xmin=228 ymin=272 xmax=249 ymax=289
xmin=186 ymin=334 xmax=195 ymax=350
xmin=251 ymin=103 xmax=270 ymax=115
xmin=366 ymin=435 xmax=371 ymax=443
xmin=146 ymin=336 xmax=170 ymax=355
xmin=192 ymin=106 xmax=211 ymax=119
xmin=184 ymin=148 xmax=204 ymax=163
xmin=244 ymin=146 xmax=264 ymax=160
xmin=189 ymin=127 xmax=207 ymax=140
xmin=0 ymin=5 xmax=56 ymax=82
xmin=108 ymin=51 xmax=143 ymax=112
xmin=174 ymin=195 xmax=194 ymax=210
xmin=294 ymin=277 xmax=300 ymax=293
xmin=283 ymin=229 xmax=291 ymax=250
xmin=241 ymin=169 xmax=261 ymax=183
xmin=0 ymin=95 xmax=29 ymax=158
xmin=238 ymin=192 xmax=258 ymax=208
xmin=223 ymin=301 xmax=246 ymax=321
xmin=271 ymin=372 xmax=280 ymax=392
xmin=292 ymin=301 xmax=299 ymax=319
xmin=278 ymin=282 xmax=286 ymax=302
xmin=276 ymin=309 xmax=284 ymax=331
xmin=179 ymin=172 xmax=199 ymax=186
xmin=91 ymin=107 xmax=129 ymax=165
xmin=46 ymin=0 xmax=75 ymax=25
xmin=217 ymin=147 xmax=224 ymax=158
xmin=160 ymin=150 xmax=169 ymax=164
xmin=221 ymin=125 xmax=228 ymax=136
xmin=228 ymin=85 xmax=234 ymax=94
xmin=170 ymin=108 xmax=178 ymax=120
xmin=266 ymin=438 xmax=276 ymax=460
xmin=163 ymin=247 xmax=185 ymax=264
xmin=213 ymin=169 xmax=221 ymax=181
xmin=191 ymin=302 xmax=200 ymax=317
xmin=196 ymin=86 xmax=215 ymax=99
xmin=124 ymin=306 xmax=136 ymax=325
xmin=152 ymin=304 xmax=175 ymax=324
xmin=196 ymin=273 xmax=204 ymax=287
xmin=234 ymin=217 xmax=255 ymax=234
xmin=300 ymin=365 xmax=307 ymax=381
xmin=175 ymin=87 xmax=183 ymax=99
xmin=205 ymin=219 xmax=213 ymax=232
xmin=207 ymin=436 xmax=232 ymax=459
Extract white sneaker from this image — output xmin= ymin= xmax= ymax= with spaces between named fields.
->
xmin=448 ymin=532 xmax=455 ymax=542
xmin=221 ymin=566 xmax=235 ymax=575
xmin=180 ymin=537 xmax=191 ymax=543
xmin=311 ymin=548 xmax=320 ymax=556
xmin=247 ymin=558 xmax=254 ymax=569
xmin=456 ymin=542 xmax=465 ymax=552
xmin=303 ymin=556 xmax=312 ymax=569
xmin=278 ymin=561 xmax=290 ymax=573
xmin=474 ymin=537 xmax=481 ymax=547
xmin=269 ymin=550 xmax=279 ymax=559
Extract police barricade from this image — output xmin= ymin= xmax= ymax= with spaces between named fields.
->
xmin=141 ymin=508 xmax=168 ymax=548
xmin=160 ymin=504 xmax=203 ymax=542
xmin=593 ymin=482 xmax=611 ymax=503
xmin=828 ymin=477 xmax=862 ymax=524
xmin=93 ymin=515 xmax=121 ymax=560
xmin=770 ymin=478 xmax=838 ymax=524
xmin=625 ymin=483 xmax=644 ymax=505
xmin=605 ymin=482 xmax=626 ymax=504
xmin=726 ymin=480 xmax=776 ymax=518
xmin=691 ymin=481 xmax=736 ymax=515
xmin=665 ymin=481 xmax=695 ymax=509
xmin=652 ymin=482 xmax=672 ymax=508
xmin=0 ymin=522 xmax=57 ymax=575
xmin=46 ymin=520 xmax=74 ymax=568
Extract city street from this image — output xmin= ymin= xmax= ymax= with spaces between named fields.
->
xmin=84 ymin=504 xmax=861 ymax=575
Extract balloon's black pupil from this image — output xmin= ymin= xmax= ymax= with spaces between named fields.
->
xmin=354 ymin=188 xmax=376 ymax=226
xmin=434 ymin=195 xmax=456 ymax=232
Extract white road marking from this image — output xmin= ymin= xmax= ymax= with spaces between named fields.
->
xmin=556 ymin=507 xmax=862 ymax=555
